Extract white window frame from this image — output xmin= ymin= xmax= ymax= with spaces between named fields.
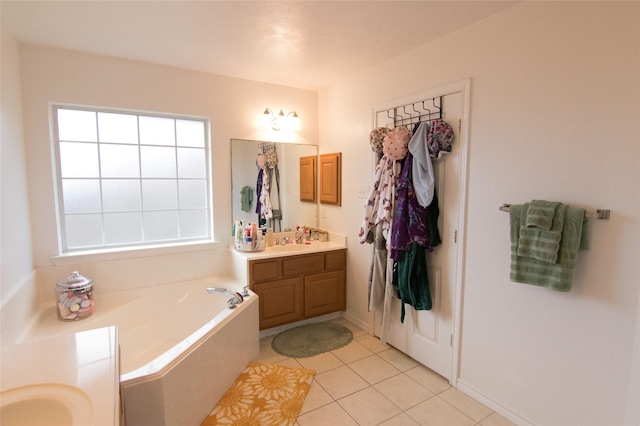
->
xmin=50 ymin=104 xmax=214 ymax=258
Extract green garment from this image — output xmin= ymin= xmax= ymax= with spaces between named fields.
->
xmin=395 ymin=243 xmax=432 ymax=323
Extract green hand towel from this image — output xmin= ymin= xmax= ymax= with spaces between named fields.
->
xmin=240 ymin=186 xmax=254 ymax=212
xmin=525 ymin=200 xmax=560 ymax=230
xmin=510 ymin=204 xmax=588 ymax=292
xmin=517 ymin=202 xmax=566 ymax=263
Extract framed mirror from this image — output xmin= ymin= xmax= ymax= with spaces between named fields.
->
xmin=231 ymin=139 xmax=318 ymax=233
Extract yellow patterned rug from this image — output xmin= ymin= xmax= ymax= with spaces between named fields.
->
xmin=201 ymin=361 xmax=315 ymax=426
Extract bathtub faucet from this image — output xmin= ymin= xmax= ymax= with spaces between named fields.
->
xmin=206 ymin=287 xmax=244 ymax=309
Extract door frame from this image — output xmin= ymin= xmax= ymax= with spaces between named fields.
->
xmin=369 ymin=78 xmax=471 ymax=386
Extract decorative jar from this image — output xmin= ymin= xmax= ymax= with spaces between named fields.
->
xmin=55 ymin=271 xmax=94 ymax=321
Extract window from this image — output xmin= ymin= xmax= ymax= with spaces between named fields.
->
xmin=52 ymin=105 xmax=211 ymax=253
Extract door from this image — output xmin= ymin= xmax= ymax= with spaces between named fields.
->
xmin=372 ymin=88 xmax=465 ymax=380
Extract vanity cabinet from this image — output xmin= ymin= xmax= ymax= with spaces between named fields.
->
xmin=249 ymin=249 xmax=346 ymax=330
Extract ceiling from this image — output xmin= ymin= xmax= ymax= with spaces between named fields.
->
xmin=1 ymin=1 xmax=519 ymax=90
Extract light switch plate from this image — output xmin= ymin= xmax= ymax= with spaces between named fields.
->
xmin=357 ymin=185 xmax=370 ymax=199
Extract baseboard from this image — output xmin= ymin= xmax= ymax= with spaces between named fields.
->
xmin=340 ymin=311 xmax=370 ymax=334
xmin=455 ymin=380 xmax=533 ymax=426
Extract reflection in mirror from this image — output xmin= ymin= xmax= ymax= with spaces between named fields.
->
xmin=231 ymin=139 xmax=318 ymax=233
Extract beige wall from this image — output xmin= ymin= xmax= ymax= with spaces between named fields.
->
xmin=319 ymin=2 xmax=639 ymax=425
xmin=0 ymin=27 xmax=34 ymax=305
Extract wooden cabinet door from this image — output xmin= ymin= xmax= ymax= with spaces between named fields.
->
xmin=319 ymin=152 xmax=341 ymax=206
xmin=299 ymin=155 xmax=316 ymax=202
xmin=304 ymin=270 xmax=345 ymax=318
xmin=254 ymin=277 xmax=303 ymax=329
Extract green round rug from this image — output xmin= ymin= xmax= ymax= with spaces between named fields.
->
xmin=271 ymin=322 xmax=353 ymax=358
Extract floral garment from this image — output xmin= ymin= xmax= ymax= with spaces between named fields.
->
xmin=358 ymin=155 xmax=400 ymax=245
xmin=255 ymin=168 xmax=273 ymax=220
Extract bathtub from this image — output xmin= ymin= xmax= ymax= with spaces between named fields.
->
xmin=20 ymin=276 xmax=260 ymax=426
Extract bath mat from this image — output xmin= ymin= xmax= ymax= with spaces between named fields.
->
xmin=271 ymin=322 xmax=353 ymax=358
xmin=201 ymin=361 xmax=314 ymax=426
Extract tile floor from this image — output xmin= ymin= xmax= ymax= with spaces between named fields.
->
xmin=255 ymin=318 xmax=516 ymax=426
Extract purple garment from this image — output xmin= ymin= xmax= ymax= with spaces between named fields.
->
xmin=390 ymin=153 xmax=431 ymax=260
xmin=255 ymin=168 xmax=263 ymax=215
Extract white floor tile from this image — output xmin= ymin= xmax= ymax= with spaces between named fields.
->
xmin=356 ymin=333 xmax=391 ymax=353
xmin=297 ymin=401 xmax=359 ymax=426
xmin=348 ymin=354 xmax=401 ymax=385
xmin=378 ymin=347 xmax=420 ymax=372
xmin=406 ymin=364 xmax=451 ymax=394
xmin=374 ymin=373 xmax=435 ymax=411
xmin=331 ymin=339 xmax=375 ymax=364
xmin=295 ymin=351 xmax=344 ymax=374
xmin=255 ymin=339 xmax=288 ymax=364
xmin=479 ymin=412 xmax=517 ymax=426
xmin=439 ymin=388 xmax=493 ymax=422
xmin=406 ymin=396 xmax=476 ymax=426
xmin=337 ymin=386 xmax=402 ymax=426
xmin=299 ymin=380 xmax=334 ymax=415
xmin=314 ymin=365 xmax=369 ymax=400
xmin=378 ymin=413 xmax=421 ymax=426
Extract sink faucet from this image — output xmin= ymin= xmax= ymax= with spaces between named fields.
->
xmin=206 ymin=287 xmax=244 ymax=308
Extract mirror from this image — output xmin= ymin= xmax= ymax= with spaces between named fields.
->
xmin=231 ymin=139 xmax=318 ymax=233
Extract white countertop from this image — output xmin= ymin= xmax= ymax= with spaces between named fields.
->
xmin=1 ymin=326 xmax=120 ymax=425
xmin=230 ymin=239 xmax=347 ymax=260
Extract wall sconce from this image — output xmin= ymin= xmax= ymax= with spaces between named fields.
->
xmin=263 ymin=108 xmax=300 ymax=131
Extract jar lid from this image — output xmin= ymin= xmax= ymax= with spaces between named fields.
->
xmin=57 ymin=271 xmax=93 ymax=289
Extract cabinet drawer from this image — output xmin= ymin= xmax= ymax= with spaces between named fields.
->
xmin=282 ymin=254 xmax=324 ymax=277
xmin=250 ymin=259 xmax=280 ymax=284
xmin=324 ymin=250 xmax=346 ymax=271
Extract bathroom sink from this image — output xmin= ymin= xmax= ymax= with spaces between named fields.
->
xmin=0 ymin=384 xmax=92 ymax=426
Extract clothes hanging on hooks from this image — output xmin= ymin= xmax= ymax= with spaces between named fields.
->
xmin=365 ymin=95 xmax=455 ymax=341
xmin=255 ymin=154 xmax=273 ymax=224
xmin=389 ymin=150 xmax=441 ymax=323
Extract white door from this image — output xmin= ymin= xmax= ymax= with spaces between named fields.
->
xmin=373 ymin=89 xmax=464 ymax=380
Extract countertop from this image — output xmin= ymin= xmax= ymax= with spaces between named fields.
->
xmin=230 ymin=239 xmax=347 ymax=260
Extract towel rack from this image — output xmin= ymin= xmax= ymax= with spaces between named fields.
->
xmin=499 ymin=203 xmax=610 ymax=220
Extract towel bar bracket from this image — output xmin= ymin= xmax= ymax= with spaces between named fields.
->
xmin=499 ymin=203 xmax=610 ymax=220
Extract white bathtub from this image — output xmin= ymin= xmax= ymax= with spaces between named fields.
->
xmin=20 ymin=276 xmax=260 ymax=426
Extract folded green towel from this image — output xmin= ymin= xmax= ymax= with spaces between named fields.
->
xmin=525 ymin=200 xmax=560 ymax=230
xmin=517 ymin=202 xmax=565 ymax=263
xmin=240 ymin=186 xmax=254 ymax=212
xmin=510 ymin=204 xmax=589 ymax=292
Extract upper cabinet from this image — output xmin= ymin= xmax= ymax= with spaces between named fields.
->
xmin=299 ymin=155 xmax=316 ymax=203
xmin=319 ymin=152 xmax=342 ymax=206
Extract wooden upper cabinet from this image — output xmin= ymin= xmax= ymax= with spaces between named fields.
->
xmin=319 ymin=152 xmax=341 ymax=206
xmin=299 ymin=155 xmax=316 ymax=203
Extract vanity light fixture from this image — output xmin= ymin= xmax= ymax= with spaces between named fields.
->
xmin=263 ymin=108 xmax=300 ymax=131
